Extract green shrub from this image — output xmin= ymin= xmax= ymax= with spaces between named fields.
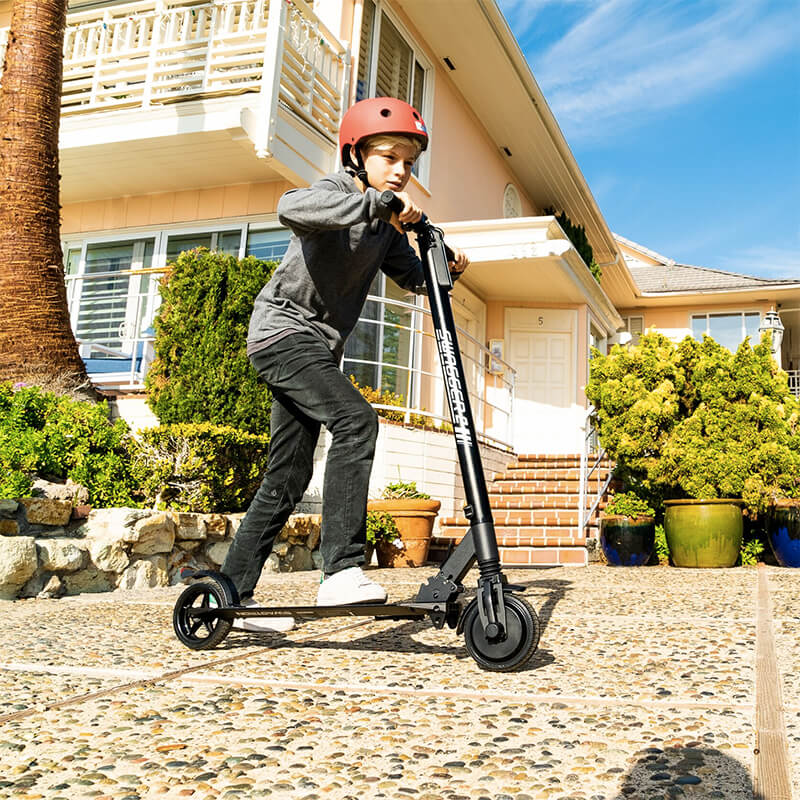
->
xmin=653 ymin=524 xmax=670 ymax=565
xmin=544 ymin=207 xmax=600 ymax=282
xmin=587 ymin=332 xmax=800 ymax=514
xmin=380 ymin=480 xmax=431 ymax=500
xmin=604 ymin=491 xmax=654 ymax=519
xmin=739 ymin=538 xmax=765 ymax=567
xmin=0 ymin=382 xmax=142 ymax=506
xmin=366 ymin=511 xmax=399 ymax=545
xmin=349 ymin=377 xmax=448 ymax=431
xmin=136 ymin=423 xmax=271 ymax=512
xmin=145 ymin=249 xmax=278 ymax=434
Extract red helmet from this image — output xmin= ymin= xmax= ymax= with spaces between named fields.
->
xmin=339 ymin=97 xmax=428 ymax=171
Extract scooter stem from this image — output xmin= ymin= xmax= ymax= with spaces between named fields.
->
xmin=381 ymin=191 xmax=502 ymax=581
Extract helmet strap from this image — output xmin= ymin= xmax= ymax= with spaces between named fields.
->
xmin=346 ymin=144 xmax=371 ymax=189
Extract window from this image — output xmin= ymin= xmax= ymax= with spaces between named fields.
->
xmin=246 ymin=229 xmax=290 ymax=262
xmin=622 ymin=315 xmax=644 ymax=346
xmin=691 ymin=312 xmax=761 ymax=352
xmin=343 ymin=273 xmax=420 ymax=402
xmin=63 ymin=222 xmax=290 ymax=384
xmin=356 ymin=0 xmax=432 ymax=180
xmin=165 ymin=230 xmax=242 ymax=262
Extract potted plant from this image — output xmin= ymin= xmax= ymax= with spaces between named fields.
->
xmin=587 ymin=332 xmax=800 ymax=568
xmin=365 ymin=510 xmax=398 ymax=567
xmin=599 ymin=491 xmax=656 ymax=566
xmin=766 ymin=499 xmax=800 ymax=567
xmin=367 ymin=481 xmax=441 ymax=567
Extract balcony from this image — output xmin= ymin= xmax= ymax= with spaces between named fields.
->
xmin=0 ymin=0 xmax=349 ymax=201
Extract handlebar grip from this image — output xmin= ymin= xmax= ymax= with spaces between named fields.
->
xmin=381 ymin=189 xmax=405 ymax=214
xmin=380 ymin=190 xmax=457 ymax=263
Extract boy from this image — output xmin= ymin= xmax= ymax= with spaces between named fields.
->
xmin=221 ymin=98 xmax=469 ymax=631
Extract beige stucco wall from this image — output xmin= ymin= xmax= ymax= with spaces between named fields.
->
xmin=620 ymin=302 xmax=773 ymax=343
xmin=0 ymin=1 xmax=10 ymax=28
xmin=60 ymin=180 xmax=292 ymax=234
xmin=361 ymin=2 xmax=537 ymax=225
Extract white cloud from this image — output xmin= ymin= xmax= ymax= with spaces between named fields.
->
xmin=497 ymin=0 xmax=597 ymax=42
xmin=715 ymin=246 xmax=800 ymax=280
xmin=511 ymin=0 xmax=798 ymax=141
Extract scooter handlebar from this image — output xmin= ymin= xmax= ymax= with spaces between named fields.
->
xmin=381 ymin=190 xmax=457 ymax=263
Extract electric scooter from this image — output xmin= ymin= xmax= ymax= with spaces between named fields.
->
xmin=173 ymin=192 xmax=541 ymax=672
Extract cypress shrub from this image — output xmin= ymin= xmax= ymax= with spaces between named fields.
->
xmin=136 ymin=423 xmax=271 ymax=512
xmin=586 ymin=332 xmax=800 ymax=514
xmin=145 ymin=248 xmax=278 ymax=434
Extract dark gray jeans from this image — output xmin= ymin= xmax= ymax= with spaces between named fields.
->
xmin=221 ymin=330 xmax=378 ymax=599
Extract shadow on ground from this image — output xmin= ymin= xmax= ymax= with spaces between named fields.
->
xmin=212 ymin=577 xmax=572 ymax=672
xmin=613 ymin=745 xmax=758 ymax=799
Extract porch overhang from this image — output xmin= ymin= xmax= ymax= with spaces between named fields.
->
xmin=440 ymin=216 xmax=624 ymax=334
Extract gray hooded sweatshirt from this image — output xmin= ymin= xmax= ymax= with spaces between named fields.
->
xmin=247 ymin=170 xmax=427 ymax=360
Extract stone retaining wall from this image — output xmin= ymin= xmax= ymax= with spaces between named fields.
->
xmin=0 ymin=498 xmax=321 ymax=600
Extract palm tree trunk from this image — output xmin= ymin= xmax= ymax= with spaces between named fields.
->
xmin=0 ymin=0 xmax=95 ymax=397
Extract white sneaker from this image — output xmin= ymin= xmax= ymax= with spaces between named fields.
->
xmin=232 ymin=597 xmax=295 ymax=633
xmin=316 ymin=566 xmax=388 ymax=606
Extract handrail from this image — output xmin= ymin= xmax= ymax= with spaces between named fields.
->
xmin=578 ymin=405 xmax=611 ymax=530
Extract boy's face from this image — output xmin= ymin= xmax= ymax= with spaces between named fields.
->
xmin=361 ymin=142 xmax=417 ymax=193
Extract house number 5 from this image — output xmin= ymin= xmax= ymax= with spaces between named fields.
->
xmin=538 ymin=316 xmax=544 ymax=327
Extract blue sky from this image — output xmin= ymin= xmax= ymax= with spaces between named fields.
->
xmin=496 ymin=0 xmax=800 ymax=279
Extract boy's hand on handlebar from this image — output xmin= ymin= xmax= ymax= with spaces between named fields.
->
xmin=389 ymin=191 xmax=423 ymax=234
xmin=448 ymin=248 xmax=470 ymax=275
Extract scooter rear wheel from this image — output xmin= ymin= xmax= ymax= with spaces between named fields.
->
xmin=462 ymin=594 xmax=540 ymax=672
xmin=173 ymin=579 xmax=232 ymax=650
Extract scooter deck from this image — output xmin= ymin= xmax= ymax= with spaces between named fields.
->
xmin=188 ymin=602 xmax=429 ymax=623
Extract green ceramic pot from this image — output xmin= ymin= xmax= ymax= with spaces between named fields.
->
xmin=664 ymin=499 xmax=743 ymax=568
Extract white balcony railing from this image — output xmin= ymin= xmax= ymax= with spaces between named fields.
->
xmin=0 ymin=0 xmax=347 ymax=142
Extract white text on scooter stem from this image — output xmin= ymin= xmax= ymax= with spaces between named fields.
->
xmin=435 ymin=329 xmax=473 ymax=447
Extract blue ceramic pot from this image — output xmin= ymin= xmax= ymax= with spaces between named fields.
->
xmin=767 ymin=502 xmax=800 ymax=567
xmin=599 ymin=516 xmax=655 ymax=566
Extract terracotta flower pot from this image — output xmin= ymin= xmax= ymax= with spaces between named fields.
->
xmin=367 ymin=498 xmax=441 ymax=567
xmin=664 ymin=499 xmax=743 ymax=568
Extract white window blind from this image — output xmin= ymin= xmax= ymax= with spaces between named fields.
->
xmin=356 ymin=0 xmax=376 ymax=102
xmin=375 ymin=14 xmax=412 ymax=100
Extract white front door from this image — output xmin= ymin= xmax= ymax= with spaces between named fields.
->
xmin=505 ymin=309 xmax=581 ymax=454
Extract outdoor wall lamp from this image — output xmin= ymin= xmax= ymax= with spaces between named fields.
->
xmin=759 ymin=308 xmax=784 ymax=365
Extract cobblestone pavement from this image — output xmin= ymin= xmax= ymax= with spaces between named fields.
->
xmin=0 ymin=564 xmax=797 ymax=800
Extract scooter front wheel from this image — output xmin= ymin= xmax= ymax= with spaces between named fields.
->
xmin=461 ymin=594 xmax=540 ymax=672
xmin=173 ymin=579 xmax=232 ymax=650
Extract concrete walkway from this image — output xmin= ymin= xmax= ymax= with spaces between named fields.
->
xmin=0 ymin=564 xmax=797 ymax=800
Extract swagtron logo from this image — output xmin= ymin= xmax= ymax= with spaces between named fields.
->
xmin=436 ymin=329 xmax=473 ymax=447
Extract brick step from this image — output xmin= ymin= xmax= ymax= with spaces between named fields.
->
xmin=428 ymin=541 xmax=588 ymax=567
xmin=433 ymin=530 xmax=587 ymax=547
xmin=514 ymin=453 xmax=611 ymax=464
xmin=437 ymin=525 xmax=589 ymax=540
xmin=508 ymin=457 xmax=612 ymax=470
xmin=492 ymin=469 xmax=610 ymax=481
xmin=516 ymin=452 xmax=584 ymax=461
xmin=443 ymin=509 xmax=582 ymax=526
xmin=487 ymin=494 xmax=606 ymax=510
xmin=491 ymin=479 xmax=584 ymax=493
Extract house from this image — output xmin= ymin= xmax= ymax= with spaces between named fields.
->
xmin=1 ymin=0 xmax=797 ymax=565
xmin=611 ymin=235 xmax=800 ymax=386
